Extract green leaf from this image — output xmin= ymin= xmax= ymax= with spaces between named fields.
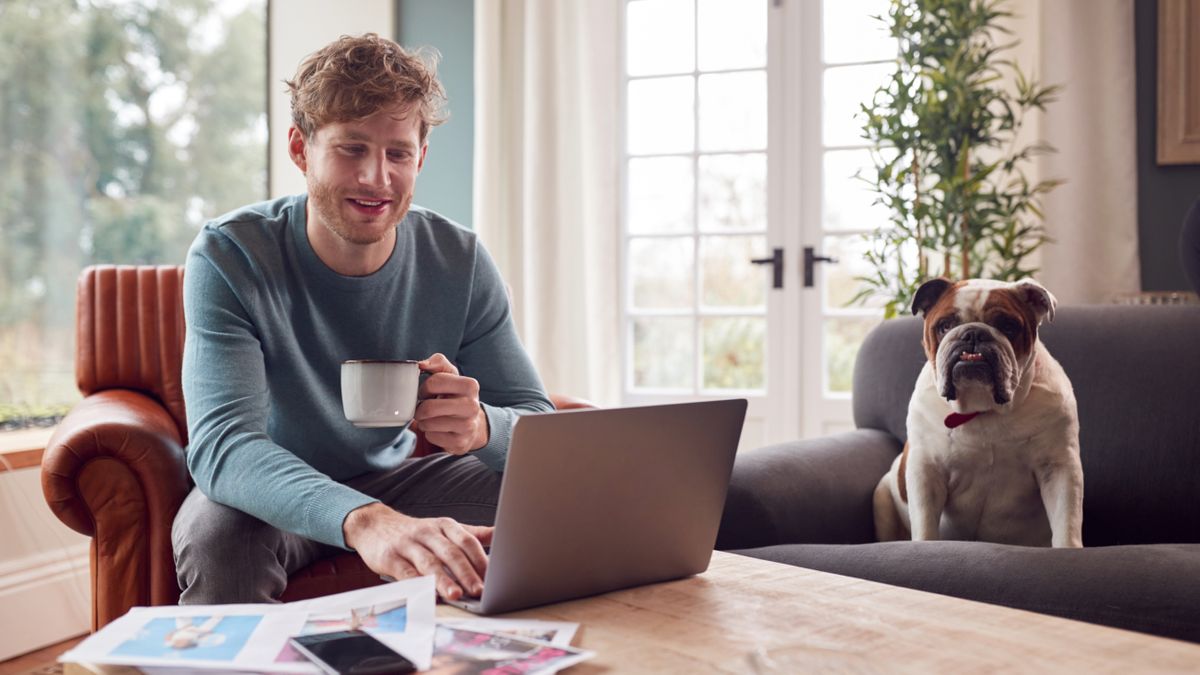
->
xmin=854 ymin=0 xmax=1059 ymax=307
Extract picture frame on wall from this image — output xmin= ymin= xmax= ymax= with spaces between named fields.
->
xmin=1158 ymin=0 xmax=1200 ymax=165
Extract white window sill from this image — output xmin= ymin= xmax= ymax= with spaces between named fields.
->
xmin=0 ymin=427 xmax=56 ymax=472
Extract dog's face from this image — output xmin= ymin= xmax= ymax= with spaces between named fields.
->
xmin=912 ymin=278 xmax=1057 ymax=412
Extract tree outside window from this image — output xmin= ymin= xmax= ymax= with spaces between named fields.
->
xmin=0 ymin=0 xmax=267 ymax=430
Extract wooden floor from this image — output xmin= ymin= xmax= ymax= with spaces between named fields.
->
xmin=0 ymin=636 xmax=85 ymax=675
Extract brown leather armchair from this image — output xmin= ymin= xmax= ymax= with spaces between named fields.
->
xmin=40 ymin=264 xmax=594 ymax=630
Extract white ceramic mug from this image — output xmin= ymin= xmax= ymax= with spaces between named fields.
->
xmin=340 ymin=359 xmax=421 ymax=427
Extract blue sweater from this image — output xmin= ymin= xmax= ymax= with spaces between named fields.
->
xmin=181 ymin=194 xmax=552 ymax=549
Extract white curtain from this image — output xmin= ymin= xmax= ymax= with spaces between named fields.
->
xmin=1012 ymin=0 xmax=1141 ymax=304
xmin=473 ymin=0 xmax=622 ymax=404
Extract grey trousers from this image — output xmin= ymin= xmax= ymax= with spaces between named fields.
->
xmin=172 ymin=453 xmax=503 ymax=605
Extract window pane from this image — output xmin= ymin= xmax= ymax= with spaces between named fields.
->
xmin=628 ymin=157 xmax=694 ymax=234
xmin=823 ymin=63 xmax=893 ymax=147
xmin=700 ymin=235 xmax=767 ymax=309
xmin=837 ymin=233 xmax=922 ymax=309
xmin=702 ymin=317 xmax=765 ymax=391
xmin=823 ymin=149 xmax=891 ymax=232
xmin=630 ymin=237 xmax=694 ymax=309
xmin=822 ymin=0 xmax=898 ymax=65
xmin=628 ymin=76 xmax=695 ymax=154
xmin=822 ymin=235 xmax=887 ymax=310
xmin=697 ymin=0 xmax=766 ymax=71
xmin=633 ymin=318 xmax=695 ymax=389
xmin=699 ymin=72 xmax=766 ymax=152
xmin=0 ymin=0 xmax=267 ymax=428
xmin=698 ymin=153 xmax=766 ymax=231
xmin=824 ymin=316 xmax=881 ymax=393
xmin=627 ymin=0 xmax=695 ymax=76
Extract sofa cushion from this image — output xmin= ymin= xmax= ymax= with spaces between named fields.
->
xmin=1040 ymin=306 xmax=1200 ymax=547
xmin=735 ymin=542 xmax=1200 ymax=644
xmin=851 ymin=316 xmax=923 ymax=443
xmin=717 ymin=430 xmax=900 ymax=550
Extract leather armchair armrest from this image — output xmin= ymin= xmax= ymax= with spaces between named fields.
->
xmin=41 ymin=389 xmax=190 ymax=629
xmin=550 ymin=393 xmax=597 ymax=411
xmin=716 ymin=429 xmax=901 ymax=550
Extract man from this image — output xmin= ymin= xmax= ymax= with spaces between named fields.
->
xmin=173 ymin=33 xmax=553 ymax=604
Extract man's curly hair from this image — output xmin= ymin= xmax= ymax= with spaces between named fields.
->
xmin=286 ymin=33 xmax=447 ymax=142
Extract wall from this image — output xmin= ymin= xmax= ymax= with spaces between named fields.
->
xmin=268 ymin=0 xmax=474 ymax=227
xmin=269 ymin=0 xmax=396 ymax=198
xmin=0 ymin=467 xmax=90 ymax=660
xmin=396 ymin=0 xmax=475 ymax=228
xmin=1135 ymin=0 xmax=1200 ymax=292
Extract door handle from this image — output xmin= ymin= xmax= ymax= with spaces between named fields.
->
xmin=750 ymin=247 xmax=784 ymax=289
xmin=803 ymin=246 xmax=838 ymax=288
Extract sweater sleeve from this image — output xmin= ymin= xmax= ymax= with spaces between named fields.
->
xmin=458 ymin=242 xmax=555 ymax=470
xmin=182 ymin=247 xmax=376 ymax=549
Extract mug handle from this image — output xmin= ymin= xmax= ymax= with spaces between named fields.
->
xmin=416 ymin=370 xmax=434 ymax=401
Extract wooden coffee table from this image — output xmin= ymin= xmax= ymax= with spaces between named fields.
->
xmin=67 ymin=551 xmax=1200 ymax=673
xmin=442 ymin=551 xmax=1200 ymax=672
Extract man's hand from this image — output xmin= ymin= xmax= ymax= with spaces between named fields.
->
xmin=411 ymin=353 xmax=489 ymax=455
xmin=343 ymin=502 xmax=493 ymax=600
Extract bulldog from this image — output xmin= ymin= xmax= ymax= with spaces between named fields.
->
xmin=873 ymin=278 xmax=1083 ymax=548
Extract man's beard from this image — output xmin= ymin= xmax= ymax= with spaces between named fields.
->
xmin=308 ymin=175 xmax=409 ymax=246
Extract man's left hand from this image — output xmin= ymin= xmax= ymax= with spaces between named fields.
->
xmin=411 ymin=353 xmax=489 ymax=455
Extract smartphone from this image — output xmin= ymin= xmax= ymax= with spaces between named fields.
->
xmin=289 ymin=629 xmax=416 ymax=675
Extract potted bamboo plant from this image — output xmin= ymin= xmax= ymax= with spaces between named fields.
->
xmin=854 ymin=0 xmax=1062 ymax=318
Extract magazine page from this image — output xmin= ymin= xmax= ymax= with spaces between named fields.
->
xmin=278 ymin=577 xmax=437 ymax=670
xmin=59 ymin=604 xmax=311 ymax=673
xmin=437 ymin=618 xmax=579 ymax=647
xmin=60 ymin=576 xmax=437 ymax=672
xmin=426 ymin=626 xmax=593 ymax=675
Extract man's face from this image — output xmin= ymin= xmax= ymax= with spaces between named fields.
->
xmin=289 ymin=105 xmax=426 ymax=248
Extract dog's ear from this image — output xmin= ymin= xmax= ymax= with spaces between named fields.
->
xmin=912 ymin=278 xmax=953 ymax=317
xmin=1013 ymin=279 xmax=1057 ymax=324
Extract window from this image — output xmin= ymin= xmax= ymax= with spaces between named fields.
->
xmin=622 ymin=0 xmax=769 ymax=397
xmin=0 ymin=0 xmax=268 ymax=431
xmin=818 ymin=0 xmax=896 ymax=393
xmin=620 ymin=0 xmax=897 ymax=439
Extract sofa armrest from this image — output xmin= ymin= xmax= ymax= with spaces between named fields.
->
xmin=41 ymin=389 xmax=190 ymax=629
xmin=716 ymin=429 xmax=900 ymax=550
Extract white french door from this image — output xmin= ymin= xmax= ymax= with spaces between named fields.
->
xmin=620 ymin=0 xmax=892 ymax=448
xmin=793 ymin=0 xmax=897 ymax=438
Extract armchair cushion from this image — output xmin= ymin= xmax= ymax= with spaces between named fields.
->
xmin=75 ymin=265 xmax=188 ymax=443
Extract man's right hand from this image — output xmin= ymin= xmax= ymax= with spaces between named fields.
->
xmin=343 ymin=502 xmax=492 ymax=601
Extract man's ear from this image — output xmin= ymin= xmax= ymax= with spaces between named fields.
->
xmin=288 ymin=126 xmax=308 ymax=173
xmin=417 ymin=142 xmax=428 ymax=172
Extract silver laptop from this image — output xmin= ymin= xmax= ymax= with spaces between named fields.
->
xmin=447 ymin=399 xmax=747 ymax=615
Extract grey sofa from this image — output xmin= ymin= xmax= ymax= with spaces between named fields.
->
xmin=717 ymin=304 xmax=1200 ymax=643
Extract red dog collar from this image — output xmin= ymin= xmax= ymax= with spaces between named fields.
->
xmin=944 ymin=411 xmax=982 ymax=428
